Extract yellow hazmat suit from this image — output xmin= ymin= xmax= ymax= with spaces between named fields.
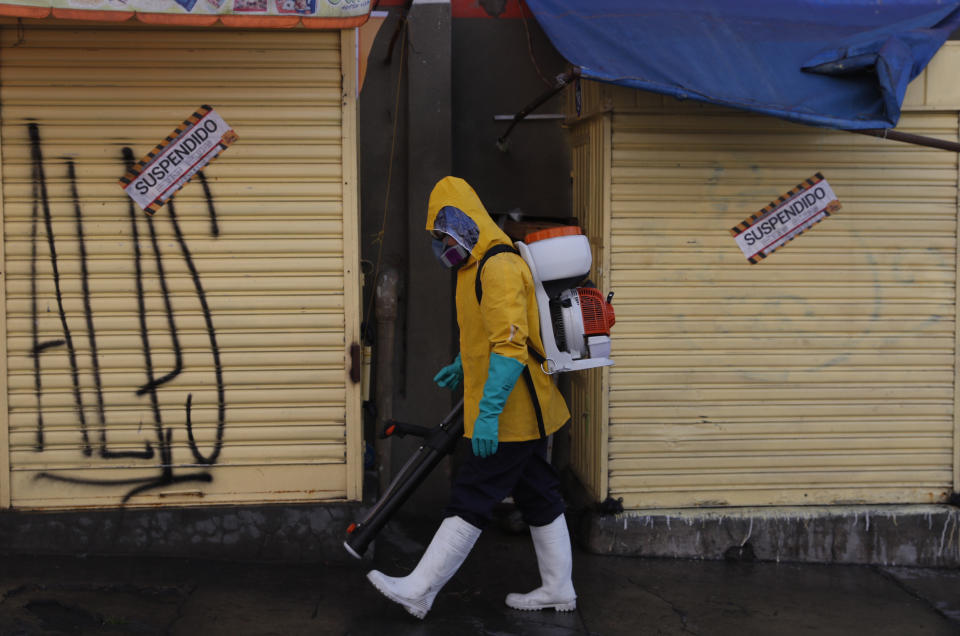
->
xmin=426 ymin=176 xmax=570 ymax=442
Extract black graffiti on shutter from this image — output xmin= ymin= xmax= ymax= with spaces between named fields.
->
xmin=135 ymin=189 xmax=183 ymax=397
xmin=28 ymin=123 xmax=92 ymax=457
xmin=27 ymin=128 xmax=227 ymax=503
xmin=28 ymin=131 xmax=61 ymax=451
xmin=69 ymin=158 xmax=154 ymax=460
xmin=196 ymin=171 xmax=219 ymax=238
xmin=168 ymin=200 xmax=226 ymax=465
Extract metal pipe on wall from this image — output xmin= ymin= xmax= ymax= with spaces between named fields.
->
xmin=496 ymin=67 xmax=580 ymax=151
xmin=853 ymin=128 xmax=960 ymax=152
xmin=374 ymin=267 xmax=401 ymax=495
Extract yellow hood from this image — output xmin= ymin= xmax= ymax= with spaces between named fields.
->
xmin=425 ymin=176 xmax=513 ymax=261
xmin=425 ymin=176 xmax=570 ymax=443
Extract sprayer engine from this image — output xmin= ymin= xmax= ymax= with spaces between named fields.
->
xmin=516 ymin=227 xmax=616 ymax=374
xmin=551 ymin=285 xmax=616 ymax=361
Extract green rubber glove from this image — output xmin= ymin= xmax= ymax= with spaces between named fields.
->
xmin=433 ymin=353 xmax=463 ymax=390
xmin=472 ymin=353 xmax=525 ymax=458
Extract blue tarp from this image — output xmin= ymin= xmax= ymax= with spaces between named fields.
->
xmin=524 ymin=1 xmax=960 ymax=130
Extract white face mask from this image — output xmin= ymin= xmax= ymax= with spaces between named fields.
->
xmin=432 ymin=238 xmax=470 ymax=269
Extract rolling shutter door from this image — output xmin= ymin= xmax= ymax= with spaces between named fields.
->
xmin=568 ymin=115 xmax=611 ymax=501
xmin=1 ymin=24 xmax=361 ymax=509
xmin=609 ymin=105 xmax=958 ymax=508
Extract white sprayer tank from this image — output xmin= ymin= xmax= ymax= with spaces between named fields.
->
xmin=524 ymin=233 xmax=592 ymax=280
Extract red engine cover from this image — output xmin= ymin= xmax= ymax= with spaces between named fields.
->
xmin=577 ymin=288 xmax=615 ymax=335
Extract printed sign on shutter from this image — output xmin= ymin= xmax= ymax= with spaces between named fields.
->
xmin=119 ymin=105 xmax=237 ymax=215
xmin=730 ymin=173 xmax=841 ymax=264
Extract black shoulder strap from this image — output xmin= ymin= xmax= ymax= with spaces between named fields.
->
xmin=475 ymin=244 xmax=519 ymax=305
xmin=521 ymin=367 xmax=547 ymax=439
xmin=474 ymin=244 xmax=547 ymax=367
xmin=474 ymin=243 xmax=547 ymax=438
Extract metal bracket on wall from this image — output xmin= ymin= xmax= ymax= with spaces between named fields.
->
xmin=493 ymin=114 xmax=565 ymax=121
xmin=497 ymin=67 xmax=581 ymax=151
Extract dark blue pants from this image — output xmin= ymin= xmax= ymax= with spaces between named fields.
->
xmin=445 ymin=437 xmax=565 ymax=530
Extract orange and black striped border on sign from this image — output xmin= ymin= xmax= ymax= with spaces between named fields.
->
xmin=729 ymin=172 xmax=840 ymax=264
xmin=118 ymin=105 xmax=236 ymax=216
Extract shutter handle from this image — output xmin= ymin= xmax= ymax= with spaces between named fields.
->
xmin=349 ymin=342 xmax=362 ymax=384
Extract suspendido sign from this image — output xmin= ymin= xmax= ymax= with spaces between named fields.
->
xmin=120 ymin=105 xmax=238 ymax=216
xmin=730 ymin=173 xmax=840 ymax=264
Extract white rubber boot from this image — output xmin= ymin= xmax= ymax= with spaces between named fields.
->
xmin=366 ymin=515 xmax=481 ymax=619
xmin=505 ymin=514 xmax=577 ymax=612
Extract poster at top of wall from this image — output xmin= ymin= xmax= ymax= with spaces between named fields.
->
xmin=730 ymin=173 xmax=841 ymax=264
xmin=0 ymin=0 xmax=370 ymax=18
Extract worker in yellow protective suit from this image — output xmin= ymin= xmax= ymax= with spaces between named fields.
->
xmin=366 ymin=176 xmax=577 ymax=619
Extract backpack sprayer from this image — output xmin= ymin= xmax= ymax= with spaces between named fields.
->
xmin=518 ymin=226 xmax=615 ymax=373
xmin=344 ymin=226 xmax=614 ymax=559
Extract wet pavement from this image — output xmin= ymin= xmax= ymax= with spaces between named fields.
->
xmin=1 ymin=515 xmax=959 ymax=635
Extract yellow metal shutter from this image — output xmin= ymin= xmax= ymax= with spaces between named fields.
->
xmin=0 ymin=23 xmax=361 ymax=509
xmin=607 ymin=104 xmax=958 ymax=508
xmin=568 ymin=115 xmax=611 ymax=501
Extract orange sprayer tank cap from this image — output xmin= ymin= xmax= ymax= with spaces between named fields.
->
xmin=524 ymin=225 xmax=583 ymax=243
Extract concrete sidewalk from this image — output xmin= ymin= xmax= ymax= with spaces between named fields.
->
xmin=1 ymin=518 xmax=959 ymax=635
